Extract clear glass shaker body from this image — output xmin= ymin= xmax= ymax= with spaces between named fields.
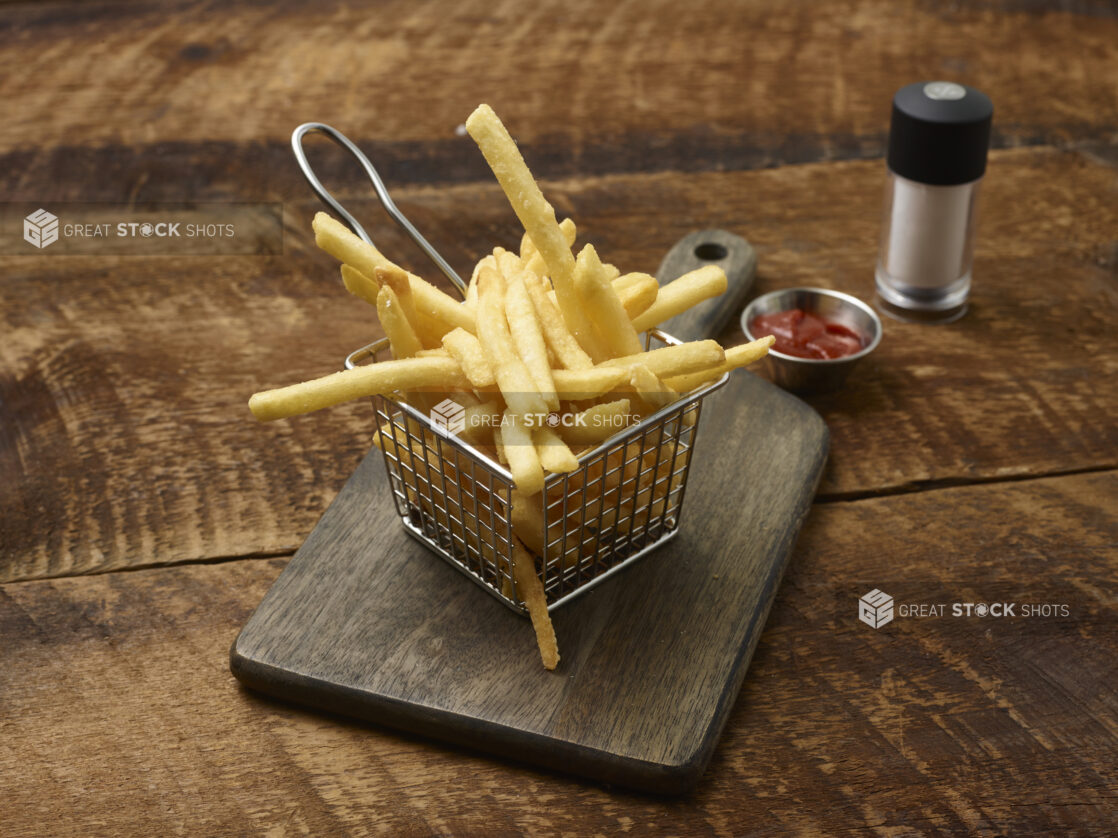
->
xmin=875 ymin=169 xmax=981 ymax=314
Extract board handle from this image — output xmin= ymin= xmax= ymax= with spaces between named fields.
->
xmin=654 ymin=229 xmax=757 ymax=342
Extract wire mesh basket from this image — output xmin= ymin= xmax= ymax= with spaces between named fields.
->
xmin=345 ymin=329 xmax=728 ymax=614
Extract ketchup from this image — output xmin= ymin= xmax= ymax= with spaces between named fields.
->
xmin=750 ymin=309 xmax=865 ymax=360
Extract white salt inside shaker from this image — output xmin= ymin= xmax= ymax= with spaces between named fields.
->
xmin=875 ymin=81 xmax=993 ymax=318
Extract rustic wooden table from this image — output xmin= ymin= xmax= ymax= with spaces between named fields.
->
xmin=2 ymin=1 xmax=1115 ymax=834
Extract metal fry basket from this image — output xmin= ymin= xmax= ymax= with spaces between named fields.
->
xmin=295 ymin=120 xmax=728 ymax=615
xmin=346 ymin=330 xmax=728 ymax=614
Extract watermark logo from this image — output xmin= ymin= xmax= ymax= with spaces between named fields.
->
xmin=858 ymin=588 xmax=1072 ymax=629
xmin=4 ymin=203 xmax=283 ymax=255
xmin=859 ymin=589 xmax=895 ymax=629
xmin=430 ymin=398 xmax=466 ymax=435
xmin=24 ymin=208 xmax=59 ymax=249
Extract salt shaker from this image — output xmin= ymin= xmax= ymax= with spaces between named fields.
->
xmin=875 ymin=81 xmax=994 ymax=319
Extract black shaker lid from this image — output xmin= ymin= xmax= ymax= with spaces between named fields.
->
xmin=887 ymin=81 xmax=993 ymax=186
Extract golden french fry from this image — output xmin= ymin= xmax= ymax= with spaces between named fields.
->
xmin=375 ymin=265 xmax=419 ymax=331
xmin=341 ymin=264 xmax=379 ymax=305
xmin=501 ymin=410 xmax=545 ymax=495
xmin=599 ymin=340 xmax=724 ymax=379
xmin=314 ymin=212 xmax=386 ymax=278
xmin=415 ymin=348 xmax=449 ymax=357
xmin=465 ymin=106 xmax=606 ymax=361
xmin=630 ymin=265 xmax=728 ymax=333
xmin=522 ymin=270 xmax=594 ymax=371
xmin=551 ymin=366 xmax=629 ymax=398
xmin=500 ymin=258 xmax=559 ymax=411
xmin=612 ymin=273 xmax=660 ymax=319
xmin=521 ymin=217 xmax=576 ymax=263
xmin=510 ymin=490 xmax=548 ymax=557
xmin=314 ymin=212 xmax=474 ymax=335
xmin=466 ymin=256 xmax=489 ymax=311
xmin=493 ymin=426 xmax=508 ymax=465
xmin=476 ymin=267 xmax=551 ymax=420
xmin=249 ymin=356 xmax=469 ymax=421
xmin=627 ymin=364 xmax=677 ymax=409
xmin=377 ymin=286 xmax=423 ymax=359
xmin=347 ymin=261 xmax=451 ymax=348
xmin=511 ymin=538 xmax=559 ymax=670
xmin=442 ymin=327 xmax=496 ymax=388
xmin=559 ymin=399 xmax=632 ymax=446
xmin=664 ymin=335 xmax=775 ymax=392
xmin=573 ymin=244 xmax=642 ymax=358
xmin=533 ymin=426 xmax=579 ymax=474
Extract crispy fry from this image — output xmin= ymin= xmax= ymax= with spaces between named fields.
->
xmin=375 ymin=265 xmax=419 ymax=331
xmin=627 ymin=364 xmax=678 ymax=409
xmin=476 ymin=267 xmax=551 ymax=421
xmin=522 ymin=269 xmax=594 ymax=371
xmin=511 ymin=538 xmax=559 ymax=670
xmin=664 ymin=335 xmax=775 ymax=392
xmin=500 ymin=258 xmax=559 ymax=411
xmin=612 ymin=272 xmax=660 ymax=319
xmin=599 ymin=340 xmax=724 ymax=379
xmin=377 ymin=286 xmax=423 ymax=359
xmin=341 ymin=264 xmax=379 ymax=305
xmin=510 ymin=490 xmax=548 ymax=558
xmin=314 ymin=212 xmax=474 ymax=335
xmin=249 ymin=356 xmax=468 ymax=421
xmin=466 ymin=255 xmax=491 ymax=312
xmin=521 ymin=217 xmax=576 ymax=261
xmin=465 ymin=105 xmax=605 ymax=360
xmin=501 ymin=410 xmax=545 ymax=495
xmin=493 ymin=426 xmax=508 ymax=465
xmin=442 ymin=327 xmax=496 ymax=388
xmin=533 ymin=426 xmax=579 ymax=473
xmin=630 ymin=265 xmax=728 ymax=333
xmin=551 ymin=366 xmax=630 ymax=398
xmin=559 ymin=399 xmax=632 ymax=446
xmin=574 ymin=244 xmax=643 ymax=358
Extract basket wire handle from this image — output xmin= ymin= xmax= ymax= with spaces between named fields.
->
xmin=291 ymin=122 xmax=467 ymax=298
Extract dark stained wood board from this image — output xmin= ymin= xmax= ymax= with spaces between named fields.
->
xmin=230 ymin=370 xmax=828 ymax=793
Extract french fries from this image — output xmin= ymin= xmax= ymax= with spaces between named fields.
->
xmin=465 ymin=105 xmax=609 ymax=363
xmin=249 ymin=356 xmax=468 ymax=421
xmin=630 ymin=265 xmax=728 ymax=333
xmin=249 ymin=104 xmax=775 ymax=670
xmin=314 ymin=212 xmax=474 ymax=337
xmin=441 ymin=327 xmax=496 ymax=388
xmin=377 ymin=286 xmax=423 ymax=359
xmin=574 ymin=244 xmax=642 ymax=358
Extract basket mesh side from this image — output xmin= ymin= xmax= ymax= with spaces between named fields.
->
xmin=374 ymin=394 xmax=516 ymax=599
xmin=540 ymin=397 xmax=701 ymax=600
xmin=362 ymin=329 xmax=719 ymax=611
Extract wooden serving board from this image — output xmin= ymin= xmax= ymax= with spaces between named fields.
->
xmin=231 ymin=371 xmax=828 ymax=794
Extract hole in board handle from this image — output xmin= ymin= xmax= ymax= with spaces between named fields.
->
xmin=694 ymin=242 xmax=727 ymax=261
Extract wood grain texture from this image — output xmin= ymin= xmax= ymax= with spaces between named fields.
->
xmin=2 ymin=146 xmax=1114 ymax=582
xmin=2 ymin=471 xmax=1113 ymax=835
xmin=231 ymin=370 xmax=829 ymax=793
xmin=0 ymin=0 xmax=1117 ymax=195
